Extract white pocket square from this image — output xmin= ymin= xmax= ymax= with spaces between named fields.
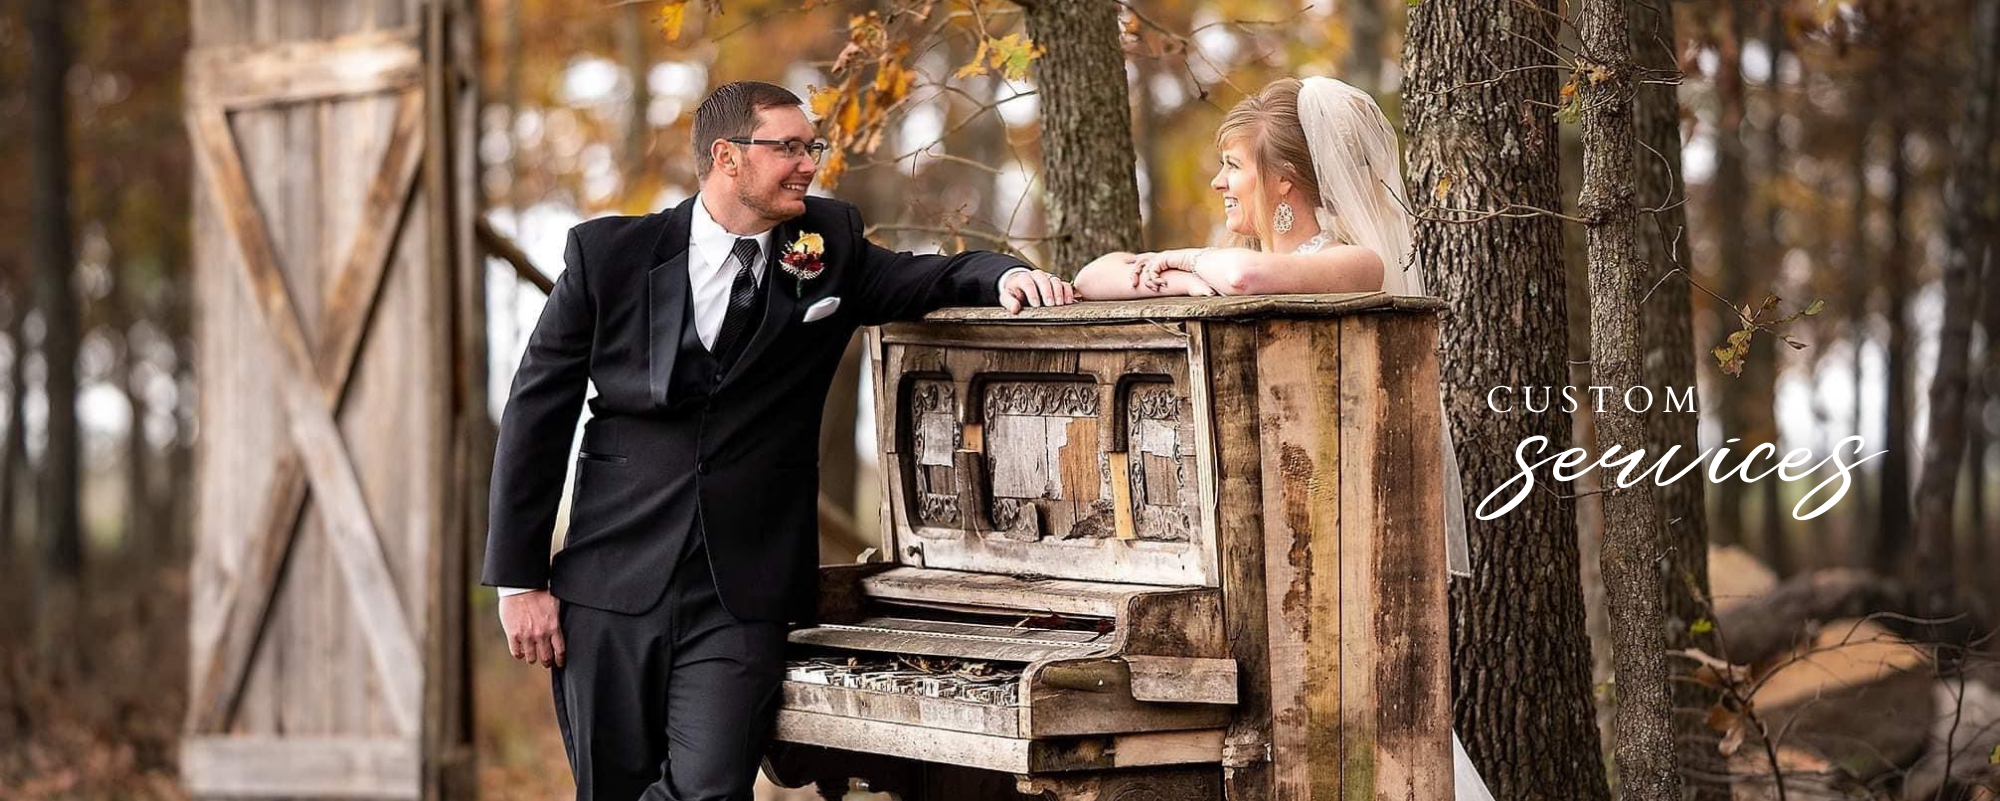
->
xmin=802 ymin=296 xmax=841 ymax=323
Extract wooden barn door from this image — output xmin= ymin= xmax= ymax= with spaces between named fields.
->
xmin=181 ymin=1 xmax=484 ymax=798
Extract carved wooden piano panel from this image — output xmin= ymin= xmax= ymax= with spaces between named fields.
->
xmin=765 ymin=294 xmax=1454 ymax=801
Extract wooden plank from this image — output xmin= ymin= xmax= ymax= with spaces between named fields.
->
xmin=914 ymin=293 xmax=1446 ymax=324
xmin=1109 ymin=451 xmax=1137 ymax=539
xmin=1251 ymin=318 xmax=1339 ymax=800
xmin=186 ymin=27 xmax=423 ymax=109
xmin=189 ymin=104 xmax=421 ymax=736
xmin=184 ymin=453 xmax=306 ymax=732
xmin=860 ymin=567 xmax=1179 ymax=618
xmin=1024 ymin=658 xmax=1233 ymax=737
xmin=1034 ymin=729 xmax=1228 ymax=772
xmin=180 ymin=735 xmax=420 ymax=799
xmin=779 ymin=681 xmax=1022 ymax=737
xmin=315 ymin=87 xmax=424 ymax=396
xmin=771 ymin=710 xmax=1224 ymax=773
xmin=425 ymin=3 xmax=482 ymax=792
xmin=1184 ymin=324 xmax=1225 ymax=597
xmin=1125 ymin=656 xmax=1238 ymax=705
xmin=866 ymin=326 xmax=900 ymax=561
xmin=1117 ymin=587 xmax=1227 ymax=659
xmin=1337 ymin=315 xmax=1452 ymax=799
xmin=1204 ymin=322 xmax=1277 ymax=800
xmin=774 ymin=709 xmax=1035 ymax=773
xmin=879 ymin=321 xmax=1188 ymax=350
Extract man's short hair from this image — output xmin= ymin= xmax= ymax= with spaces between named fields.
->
xmin=691 ymin=81 xmax=803 ymax=180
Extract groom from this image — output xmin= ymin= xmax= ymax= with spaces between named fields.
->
xmin=481 ymin=80 xmax=1075 ymax=800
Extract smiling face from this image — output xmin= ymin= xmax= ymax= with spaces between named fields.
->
xmin=719 ymin=104 xmax=819 ymax=223
xmin=1211 ymin=134 xmax=1292 ymax=242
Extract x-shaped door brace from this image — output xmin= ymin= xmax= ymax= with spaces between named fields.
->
xmin=183 ymin=30 xmax=428 ymax=737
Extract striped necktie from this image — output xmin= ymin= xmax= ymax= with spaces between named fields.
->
xmin=712 ymin=236 xmax=763 ymax=368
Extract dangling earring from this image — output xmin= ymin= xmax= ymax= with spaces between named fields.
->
xmin=1273 ymin=201 xmax=1295 ymax=234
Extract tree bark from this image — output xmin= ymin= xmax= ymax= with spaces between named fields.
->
xmin=1977 ymin=219 xmax=2000 ymax=585
xmin=1579 ymin=0 xmax=1681 ymax=795
xmin=115 ymin=287 xmax=154 ymax=561
xmin=618 ymin=1 xmax=650 ymax=183
xmin=1911 ymin=0 xmax=1999 ymax=597
xmin=1709 ymin=0 xmax=1773 ymax=553
xmin=1877 ymin=112 xmax=1913 ymax=573
xmin=1403 ymin=1 xmax=1612 ymax=797
xmin=1627 ymin=0 xmax=1722 ymax=793
xmin=1022 ymin=0 xmax=1141 ymax=277
xmin=1846 ymin=106 xmax=1874 ymax=566
xmin=1754 ymin=10 xmax=1789 ymax=576
xmin=29 ymin=0 xmax=84 ymax=632
xmin=0 ymin=297 xmax=24 ymax=564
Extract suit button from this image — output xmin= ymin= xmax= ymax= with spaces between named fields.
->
xmin=697 ymin=461 xmax=711 ymax=475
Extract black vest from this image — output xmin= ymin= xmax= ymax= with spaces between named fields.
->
xmin=662 ymin=266 xmax=768 ymax=572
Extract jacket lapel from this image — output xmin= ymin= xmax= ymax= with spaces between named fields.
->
xmin=646 ymin=198 xmax=697 ymax=408
xmin=721 ymin=217 xmax=801 ymax=388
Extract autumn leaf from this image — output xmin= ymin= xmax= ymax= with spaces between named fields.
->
xmin=1557 ymin=93 xmax=1582 ymax=125
xmin=658 ymin=0 xmax=690 ymax=41
xmin=818 ymin=148 xmax=846 ymax=189
xmin=1433 ymin=174 xmax=1453 ymax=200
xmin=1690 ymin=617 xmax=1715 ymax=636
xmin=1712 ymin=329 xmax=1755 ymax=376
xmin=989 ymin=33 xmax=1044 ymax=81
xmin=808 ymin=84 xmax=843 ymax=119
xmin=956 ymin=37 xmax=994 ymax=79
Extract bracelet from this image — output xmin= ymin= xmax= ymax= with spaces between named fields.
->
xmin=1189 ymin=247 xmax=1214 ymax=271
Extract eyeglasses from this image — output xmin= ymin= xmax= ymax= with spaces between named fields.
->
xmin=726 ymin=137 xmax=830 ymax=164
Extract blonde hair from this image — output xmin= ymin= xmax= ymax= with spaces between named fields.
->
xmin=1214 ymin=78 xmax=1321 ymax=250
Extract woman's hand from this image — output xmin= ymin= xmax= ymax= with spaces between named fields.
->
xmin=1134 ymin=249 xmax=1204 ymax=292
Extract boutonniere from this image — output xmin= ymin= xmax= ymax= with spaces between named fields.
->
xmin=779 ymin=231 xmax=826 ymax=297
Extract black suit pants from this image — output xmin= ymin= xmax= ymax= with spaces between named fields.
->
xmin=551 ymin=537 xmax=788 ymax=801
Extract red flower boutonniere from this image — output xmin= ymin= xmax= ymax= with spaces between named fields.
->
xmin=779 ymin=232 xmax=826 ymax=297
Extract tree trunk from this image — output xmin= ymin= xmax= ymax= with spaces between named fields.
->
xmin=1877 ymin=112 xmax=1913 ymax=573
xmin=0 ymin=297 xmax=24 ymax=564
xmin=29 ymin=0 xmax=83 ymax=654
xmin=618 ymin=1 xmax=650 ymax=183
xmin=1022 ymin=0 xmax=1140 ymax=277
xmin=1627 ymin=0 xmax=1722 ymax=793
xmin=1846 ymin=110 xmax=1874 ymax=566
xmin=1911 ymin=0 xmax=2000 ymax=597
xmin=1403 ymin=1 xmax=1612 ymax=797
xmin=1754 ymin=11 xmax=1789 ymax=576
xmin=116 ymin=289 xmax=154 ymax=561
xmin=1978 ymin=220 xmax=2000 ymax=586
xmin=1579 ymin=0 xmax=1681 ymax=795
xmin=1343 ymin=0 xmax=1386 ymax=96
xmin=1710 ymin=0 xmax=1751 ymax=549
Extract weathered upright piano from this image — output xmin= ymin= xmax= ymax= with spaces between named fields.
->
xmin=765 ymin=294 xmax=1454 ymax=800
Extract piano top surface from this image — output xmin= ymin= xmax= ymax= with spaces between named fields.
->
xmin=907 ymin=291 xmax=1446 ymax=324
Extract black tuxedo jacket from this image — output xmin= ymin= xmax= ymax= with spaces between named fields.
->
xmin=481 ymin=195 xmax=1024 ymax=622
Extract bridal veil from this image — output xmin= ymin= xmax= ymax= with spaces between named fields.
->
xmin=1295 ymin=76 xmax=1472 ymax=578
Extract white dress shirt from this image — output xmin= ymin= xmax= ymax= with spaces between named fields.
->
xmin=499 ymin=194 xmax=1027 ymax=598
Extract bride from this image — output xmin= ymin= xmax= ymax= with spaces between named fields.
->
xmin=1074 ymin=76 xmax=1493 ymax=801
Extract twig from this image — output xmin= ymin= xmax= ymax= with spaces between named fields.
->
xmin=477 ymin=216 xmax=555 ymax=296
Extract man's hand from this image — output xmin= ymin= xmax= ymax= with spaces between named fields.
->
xmin=500 ymin=589 xmax=565 ymax=669
xmin=1000 ymin=268 xmax=1079 ymax=314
